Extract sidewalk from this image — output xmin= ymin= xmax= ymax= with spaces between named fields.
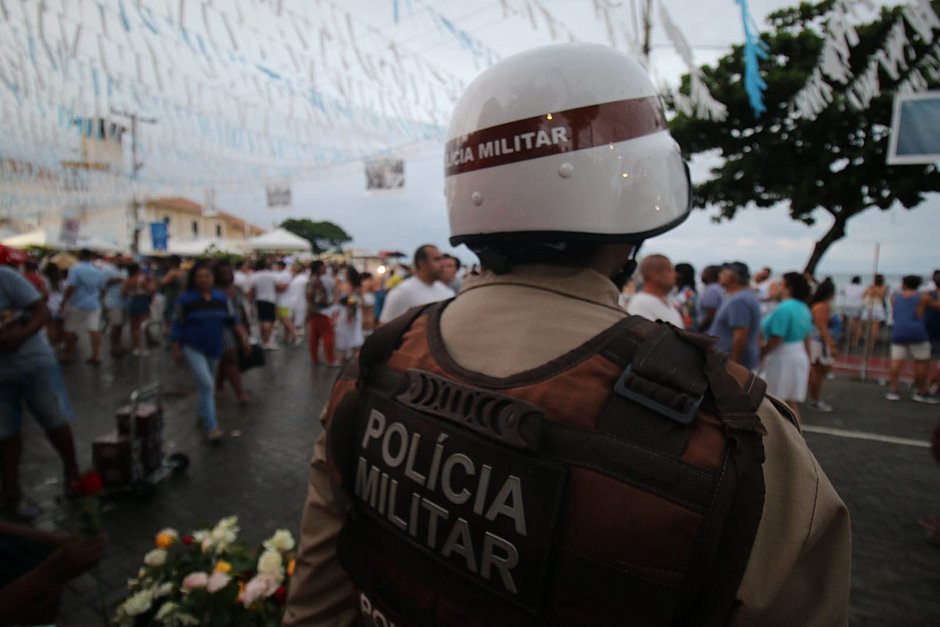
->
xmin=6 ymin=343 xmax=940 ymax=625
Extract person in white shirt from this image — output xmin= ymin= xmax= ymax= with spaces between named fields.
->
xmin=234 ymin=261 xmax=252 ymax=297
xmin=626 ymin=254 xmax=684 ymax=328
xmin=273 ymin=260 xmax=297 ymax=346
xmin=378 ymin=245 xmax=455 ymax=324
xmin=839 ymin=275 xmax=866 ymax=346
xmin=249 ymin=260 xmax=279 ymax=349
xmin=288 ymin=264 xmax=309 ymax=340
xmin=754 ymin=266 xmax=779 ymax=316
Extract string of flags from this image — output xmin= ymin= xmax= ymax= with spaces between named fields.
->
xmin=790 ymin=0 xmax=940 ymax=119
xmin=6 ymin=0 xmax=934 ymax=218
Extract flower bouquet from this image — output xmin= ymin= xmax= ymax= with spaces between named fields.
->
xmin=113 ymin=517 xmax=296 ymax=626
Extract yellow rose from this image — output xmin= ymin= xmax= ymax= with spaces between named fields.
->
xmin=213 ymin=560 xmax=232 ymax=574
xmin=155 ymin=529 xmax=178 ymax=549
xmin=287 ymin=558 xmax=296 ymax=577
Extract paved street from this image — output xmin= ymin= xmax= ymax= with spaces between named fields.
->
xmin=8 ymin=340 xmax=940 ymax=625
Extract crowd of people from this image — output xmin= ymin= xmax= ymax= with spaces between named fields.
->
xmin=0 ymin=242 xmax=469 ymax=456
xmin=622 ymin=256 xmax=940 ymax=420
xmin=1 ymin=241 xmax=936 ymax=526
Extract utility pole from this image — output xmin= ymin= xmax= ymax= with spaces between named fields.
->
xmin=641 ymin=0 xmax=654 ymax=62
xmin=111 ymin=109 xmax=156 ymax=254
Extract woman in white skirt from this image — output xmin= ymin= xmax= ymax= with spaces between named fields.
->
xmin=760 ymin=272 xmax=814 ymax=423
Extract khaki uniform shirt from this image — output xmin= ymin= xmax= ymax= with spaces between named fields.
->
xmin=285 ymin=264 xmax=851 ymax=626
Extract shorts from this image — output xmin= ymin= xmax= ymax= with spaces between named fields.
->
xmin=276 ymin=305 xmax=292 ymax=319
xmin=257 ymin=300 xmax=276 ymax=323
xmin=809 ymin=339 xmax=835 ymax=366
xmin=129 ymin=295 xmax=152 ymax=317
xmin=860 ymin=306 xmax=886 ymax=322
xmin=840 ymin=306 xmax=862 ymax=319
xmin=890 ymin=341 xmax=932 ymax=361
xmin=64 ymin=306 xmax=101 ymax=333
xmin=0 ymin=364 xmax=74 ymax=439
xmin=106 ymin=307 xmax=126 ymax=326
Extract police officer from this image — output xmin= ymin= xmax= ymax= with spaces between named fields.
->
xmin=286 ymin=44 xmax=850 ymax=627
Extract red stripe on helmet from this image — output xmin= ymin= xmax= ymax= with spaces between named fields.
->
xmin=444 ymin=96 xmax=667 ymax=176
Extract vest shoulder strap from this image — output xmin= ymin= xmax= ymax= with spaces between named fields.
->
xmin=358 ymin=300 xmax=449 ymax=382
xmin=600 ymin=319 xmax=768 ymax=626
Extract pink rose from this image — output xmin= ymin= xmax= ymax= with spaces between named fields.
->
xmin=207 ymin=572 xmax=231 ymax=594
xmin=181 ymin=571 xmax=209 ymax=592
xmin=241 ymin=573 xmax=279 ymax=607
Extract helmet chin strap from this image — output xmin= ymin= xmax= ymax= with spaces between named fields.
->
xmin=612 ymin=242 xmax=643 ymax=291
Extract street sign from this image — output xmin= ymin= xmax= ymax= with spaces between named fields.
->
xmin=888 ymin=91 xmax=940 ymax=165
xmin=266 ymin=183 xmax=291 ymax=208
xmin=150 ymin=221 xmax=168 ymax=251
xmin=59 ymin=218 xmax=80 ymax=245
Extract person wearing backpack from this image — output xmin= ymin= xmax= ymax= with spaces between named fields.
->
xmin=285 ymin=44 xmax=851 ymax=627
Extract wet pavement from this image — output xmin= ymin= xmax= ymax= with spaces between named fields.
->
xmin=7 ymin=337 xmax=940 ymax=626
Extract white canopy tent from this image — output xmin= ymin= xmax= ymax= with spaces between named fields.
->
xmin=1 ymin=229 xmax=49 ymax=248
xmin=245 ymin=228 xmax=312 ymax=252
xmin=2 ymin=228 xmax=126 ymax=254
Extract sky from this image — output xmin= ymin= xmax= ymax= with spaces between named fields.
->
xmin=212 ymin=0 xmax=936 ymax=276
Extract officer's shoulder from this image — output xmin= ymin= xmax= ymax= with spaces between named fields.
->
xmin=754 ymin=394 xmax=801 ymax=437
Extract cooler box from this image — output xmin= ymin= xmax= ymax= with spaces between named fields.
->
xmin=115 ymin=403 xmax=163 ymax=439
xmin=92 ymin=433 xmax=132 ymax=487
xmin=93 ymin=433 xmax=162 ymax=486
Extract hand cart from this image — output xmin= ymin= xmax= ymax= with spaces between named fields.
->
xmin=92 ymin=320 xmax=189 ymax=500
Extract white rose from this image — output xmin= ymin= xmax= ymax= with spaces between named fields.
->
xmin=207 ymin=571 xmax=231 ymax=593
xmin=144 ymin=549 xmax=167 ymax=567
xmin=122 ymin=589 xmax=153 ymax=616
xmin=256 ymin=549 xmax=284 ymax=579
xmin=210 ymin=527 xmax=237 ymax=548
xmin=263 ymin=529 xmax=295 ymax=553
xmin=154 ymin=582 xmax=174 ymax=598
xmin=155 ymin=601 xmax=176 ymax=621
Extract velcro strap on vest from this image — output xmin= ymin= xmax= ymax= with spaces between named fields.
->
xmin=607 ymin=320 xmax=708 ymax=425
xmin=675 ymin=328 xmax=767 ymax=436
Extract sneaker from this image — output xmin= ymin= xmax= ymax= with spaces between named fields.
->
xmin=291 ymin=337 xmax=304 ymax=347
xmin=809 ymin=400 xmax=834 ymax=412
xmin=885 ymin=392 xmax=901 ymax=401
xmin=912 ymin=393 xmax=940 ymax=405
xmin=206 ymin=427 xmax=224 ymax=443
xmin=263 ymin=342 xmax=280 ymax=351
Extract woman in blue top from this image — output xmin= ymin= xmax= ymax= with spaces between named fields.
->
xmin=760 ymin=272 xmax=813 ymax=423
xmin=886 ymin=275 xmax=938 ymax=404
xmin=172 ymin=263 xmax=249 ymax=443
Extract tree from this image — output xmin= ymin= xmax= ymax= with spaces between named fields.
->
xmin=280 ymin=218 xmax=352 ymax=255
xmin=669 ymin=0 xmax=940 ymax=275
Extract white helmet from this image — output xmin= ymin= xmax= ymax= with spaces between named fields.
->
xmin=445 ymin=43 xmax=691 ymax=250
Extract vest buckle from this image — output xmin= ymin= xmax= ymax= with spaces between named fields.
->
xmin=613 ymin=365 xmax=703 ymax=425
